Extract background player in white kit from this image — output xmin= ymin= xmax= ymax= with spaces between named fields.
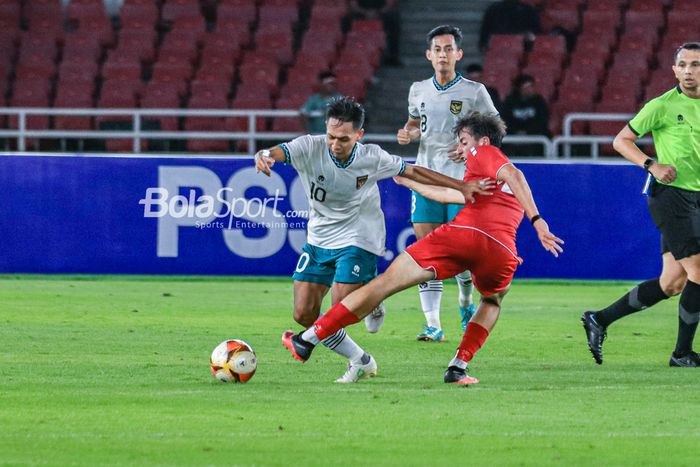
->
xmin=397 ymin=25 xmax=499 ymax=342
xmin=255 ymin=97 xmax=476 ymax=382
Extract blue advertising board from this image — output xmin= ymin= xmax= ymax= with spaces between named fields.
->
xmin=0 ymin=154 xmax=660 ymax=279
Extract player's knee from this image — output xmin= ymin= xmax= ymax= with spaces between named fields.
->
xmin=664 ymin=281 xmax=685 ymax=296
xmin=661 ymin=271 xmax=687 ymax=296
xmin=480 ymin=288 xmax=508 ymax=307
xmin=293 ymin=307 xmax=318 ymax=327
xmin=481 ymin=295 xmax=502 ymax=307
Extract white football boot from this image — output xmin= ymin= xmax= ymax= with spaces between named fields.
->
xmin=335 ymin=354 xmax=378 ymax=383
xmin=364 ymin=302 xmax=386 ymax=333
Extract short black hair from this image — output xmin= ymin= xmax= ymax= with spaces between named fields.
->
xmin=325 ymin=96 xmax=365 ymax=130
xmin=426 ymin=25 xmax=463 ymax=49
xmin=674 ymin=42 xmax=700 ymax=63
xmin=454 ymin=112 xmax=507 ymax=148
xmin=513 ymin=73 xmax=535 ymax=88
xmin=318 ymin=71 xmax=336 ymax=81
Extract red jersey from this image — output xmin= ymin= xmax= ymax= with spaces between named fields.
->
xmin=450 ymin=145 xmax=523 ymax=253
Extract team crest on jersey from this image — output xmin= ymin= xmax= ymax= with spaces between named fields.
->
xmin=450 ymin=100 xmax=463 ymax=115
xmin=356 ymin=175 xmax=368 ymax=189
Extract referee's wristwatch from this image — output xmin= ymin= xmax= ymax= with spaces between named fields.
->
xmin=643 ymin=158 xmax=655 ymax=173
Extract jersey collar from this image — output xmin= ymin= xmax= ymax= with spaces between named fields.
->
xmin=432 ymin=73 xmax=462 ymax=91
xmin=327 ymin=143 xmax=358 ymax=169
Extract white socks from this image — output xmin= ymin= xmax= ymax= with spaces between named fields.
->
xmin=419 ymin=280 xmax=443 ymax=328
xmin=456 ymin=270 xmax=474 ymax=309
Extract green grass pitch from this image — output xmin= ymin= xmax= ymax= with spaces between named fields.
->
xmin=1 ymin=275 xmax=699 ymax=466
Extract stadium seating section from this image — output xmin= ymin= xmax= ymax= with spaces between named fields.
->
xmin=0 ymin=0 xmax=385 ymax=151
xmin=485 ymin=0 xmax=695 ymax=142
xmin=1 ymin=0 xmax=697 ymax=152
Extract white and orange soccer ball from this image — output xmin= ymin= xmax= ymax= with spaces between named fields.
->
xmin=210 ymin=339 xmax=257 ymax=383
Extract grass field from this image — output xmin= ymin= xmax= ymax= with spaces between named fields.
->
xmin=1 ymin=275 xmax=699 ymax=466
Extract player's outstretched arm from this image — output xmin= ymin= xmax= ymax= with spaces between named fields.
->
xmin=254 ymin=146 xmax=285 ymax=176
xmin=400 ymin=164 xmax=495 ymax=202
xmin=393 ymin=176 xmax=465 ymax=204
xmin=396 ymin=118 xmax=421 ymax=145
xmin=498 ymin=164 xmax=564 ymax=257
xmin=613 ymin=125 xmax=676 ymax=184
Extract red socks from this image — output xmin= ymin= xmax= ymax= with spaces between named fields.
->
xmin=313 ymin=302 xmax=361 ymax=340
xmin=456 ymin=322 xmax=490 ymax=362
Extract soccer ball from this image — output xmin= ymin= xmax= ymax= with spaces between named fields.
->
xmin=210 ymin=339 xmax=257 ymax=383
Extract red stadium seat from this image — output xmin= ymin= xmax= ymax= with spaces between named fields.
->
xmin=218 ymin=0 xmax=257 ymax=25
xmin=255 ymin=31 xmax=294 ymax=66
xmin=215 ymin=18 xmax=253 ymax=46
xmin=627 ymin=0 xmax=663 ymax=14
xmin=201 ymin=32 xmax=242 ymax=61
xmin=258 ymin=5 xmax=298 ymax=25
xmin=624 ymin=11 xmax=664 ymax=33
xmin=673 ymin=0 xmax=699 ymax=11
xmin=586 ymin=0 xmax=627 ymax=11
xmin=161 ymin=0 xmax=201 ymax=22
xmin=119 ymin=2 xmax=159 ymax=25
xmin=238 ymin=55 xmax=280 ymax=95
xmin=62 ymin=32 xmax=103 ymax=63
xmin=541 ymin=9 xmax=580 ymax=34
xmin=487 ymin=34 xmax=526 ymax=56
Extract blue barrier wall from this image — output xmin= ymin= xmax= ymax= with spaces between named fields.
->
xmin=0 ymin=154 xmax=660 ymax=279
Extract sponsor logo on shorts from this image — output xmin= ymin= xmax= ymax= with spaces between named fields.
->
xmin=352 ymin=264 xmax=360 ymax=276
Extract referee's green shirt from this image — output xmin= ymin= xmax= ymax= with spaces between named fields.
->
xmin=629 ymin=86 xmax=700 ymax=191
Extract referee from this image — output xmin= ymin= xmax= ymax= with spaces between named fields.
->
xmin=582 ymin=42 xmax=700 ymax=367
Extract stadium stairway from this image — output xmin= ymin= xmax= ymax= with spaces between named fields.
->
xmin=364 ymin=0 xmax=497 ymax=157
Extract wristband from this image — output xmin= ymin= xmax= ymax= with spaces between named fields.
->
xmin=643 ymin=158 xmax=655 ymax=173
xmin=530 ymin=214 xmax=542 ymax=225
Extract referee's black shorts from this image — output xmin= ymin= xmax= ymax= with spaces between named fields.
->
xmin=648 ymin=183 xmax=700 ymax=260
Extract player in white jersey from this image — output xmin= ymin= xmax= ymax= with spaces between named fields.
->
xmin=255 ymin=97 xmax=475 ymax=382
xmin=397 ymin=25 xmax=498 ymax=342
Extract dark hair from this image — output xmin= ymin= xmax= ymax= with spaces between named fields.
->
xmin=325 ymin=96 xmax=365 ymax=130
xmin=674 ymin=42 xmax=700 ymax=63
xmin=513 ymin=73 xmax=535 ymax=89
xmin=454 ymin=112 xmax=507 ymax=148
xmin=318 ymin=71 xmax=336 ymax=81
xmin=466 ymin=63 xmax=483 ymax=74
xmin=426 ymin=25 xmax=463 ymax=49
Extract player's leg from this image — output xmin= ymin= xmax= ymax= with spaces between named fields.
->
xmin=582 ymin=251 xmax=683 ymax=364
xmin=445 ymin=203 xmax=475 ymax=332
xmin=648 ymin=185 xmax=699 ymax=367
xmin=328 ymin=281 xmax=377 ymax=382
xmin=413 ymin=190 xmax=445 ymax=341
xmin=444 ymin=289 xmax=506 ymax=385
xmin=283 ymin=245 xmax=342 ymax=371
xmin=284 ymin=252 xmax=435 ymax=363
xmin=444 ymin=235 xmax=519 ymax=385
xmin=671 ymin=252 xmax=700 ymax=367
xmin=456 ymin=271 xmax=475 ymax=331
xmin=307 ymin=246 xmax=380 ymax=383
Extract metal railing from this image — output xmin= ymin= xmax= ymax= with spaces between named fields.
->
xmin=0 ymin=107 xmax=641 ymax=158
xmin=554 ymin=112 xmax=652 ymax=158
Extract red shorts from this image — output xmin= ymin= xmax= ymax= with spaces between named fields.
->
xmin=405 ymin=224 xmax=521 ymax=296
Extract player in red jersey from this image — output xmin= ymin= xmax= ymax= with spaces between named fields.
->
xmin=281 ymin=112 xmax=564 ymax=384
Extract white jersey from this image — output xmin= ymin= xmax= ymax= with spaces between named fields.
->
xmin=280 ymin=134 xmax=406 ymax=256
xmin=408 ymin=74 xmax=498 ymax=179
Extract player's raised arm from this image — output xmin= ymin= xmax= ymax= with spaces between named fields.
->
xmin=400 ymin=163 xmax=495 ymax=203
xmin=497 ymin=164 xmax=564 ymax=257
xmin=393 ymin=176 xmax=465 ymax=204
xmin=254 ymin=146 xmax=285 ymax=176
xmin=396 ymin=117 xmax=421 ymax=145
